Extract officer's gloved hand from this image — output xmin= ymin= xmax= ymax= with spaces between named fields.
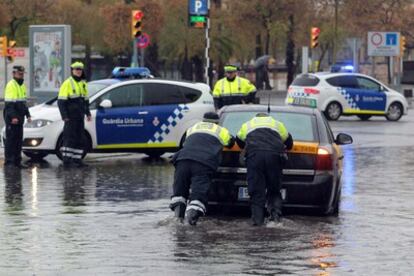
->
xmin=280 ymin=153 xmax=288 ymax=167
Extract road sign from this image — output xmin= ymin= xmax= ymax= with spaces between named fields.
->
xmin=136 ymin=33 xmax=150 ymax=49
xmin=189 ymin=0 xmax=208 ymax=15
xmin=368 ymin=32 xmax=400 ymax=56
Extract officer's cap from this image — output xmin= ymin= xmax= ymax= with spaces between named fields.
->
xmin=203 ymin=112 xmax=220 ymax=123
xmin=12 ymin=65 xmax=25 ymax=73
xmin=224 ymin=65 xmax=238 ymax=72
xmin=256 ymin=112 xmax=269 ymax=117
xmin=71 ymin=61 xmax=84 ymax=69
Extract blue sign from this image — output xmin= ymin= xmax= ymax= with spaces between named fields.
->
xmin=189 ymin=0 xmax=208 ymax=15
xmin=386 ymin=33 xmax=397 ymax=46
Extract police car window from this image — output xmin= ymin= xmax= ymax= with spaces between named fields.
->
xmin=291 ymin=74 xmax=320 ymax=86
xmin=142 ymin=83 xmax=185 ymax=105
xmin=94 ymin=84 xmax=143 ymax=108
xmin=178 ymin=86 xmax=202 ymax=103
xmin=356 ymin=77 xmax=381 ymax=91
xmin=327 ymin=76 xmax=358 ymax=88
xmin=221 ymin=112 xmax=317 ymax=142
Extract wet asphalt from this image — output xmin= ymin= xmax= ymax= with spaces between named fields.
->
xmin=0 ymin=93 xmax=413 ymax=275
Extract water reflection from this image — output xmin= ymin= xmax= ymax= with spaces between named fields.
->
xmin=3 ymin=167 xmax=24 ymax=213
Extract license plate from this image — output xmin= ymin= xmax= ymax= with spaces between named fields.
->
xmin=237 ymin=187 xmax=287 ymax=201
xmin=291 ymin=97 xmax=317 ymax=108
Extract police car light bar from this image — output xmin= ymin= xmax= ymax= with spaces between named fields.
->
xmin=111 ymin=67 xmax=152 ymax=79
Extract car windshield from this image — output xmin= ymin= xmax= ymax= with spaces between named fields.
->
xmin=45 ymin=82 xmax=111 ymax=106
xmin=221 ymin=111 xmax=317 ymax=142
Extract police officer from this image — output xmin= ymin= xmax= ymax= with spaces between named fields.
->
xmin=170 ymin=112 xmax=234 ymax=225
xmin=237 ymin=113 xmax=293 ymax=226
xmin=212 ymin=65 xmax=257 ymax=109
xmin=3 ymin=66 xmax=31 ymax=168
xmin=58 ymin=61 xmax=91 ymax=167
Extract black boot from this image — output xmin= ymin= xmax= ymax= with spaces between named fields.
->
xmin=251 ymin=205 xmax=265 ymax=226
xmin=186 ymin=209 xmax=202 ymax=226
xmin=269 ymin=209 xmax=281 ymax=223
xmin=169 ymin=201 xmax=186 ymax=222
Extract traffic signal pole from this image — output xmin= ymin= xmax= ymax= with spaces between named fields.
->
xmin=204 ymin=0 xmax=210 ymax=85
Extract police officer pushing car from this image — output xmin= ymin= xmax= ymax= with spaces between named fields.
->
xmin=3 ymin=66 xmax=31 ymax=168
xmin=212 ymin=65 xmax=257 ymax=109
xmin=170 ymin=112 xmax=234 ymax=225
xmin=57 ymin=61 xmax=91 ymax=167
xmin=237 ymin=113 xmax=293 ymax=226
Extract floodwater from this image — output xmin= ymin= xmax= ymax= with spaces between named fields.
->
xmin=1 ymin=110 xmax=414 ymax=275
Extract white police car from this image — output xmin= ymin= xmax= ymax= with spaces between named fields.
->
xmin=286 ymin=72 xmax=408 ymax=121
xmin=4 ymin=79 xmax=214 ymax=160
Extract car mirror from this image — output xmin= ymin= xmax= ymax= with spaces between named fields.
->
xmin=335 ymin=133 xmax=353 ymax=145
xmin=99 ymin=99 xmax=112 ymax=109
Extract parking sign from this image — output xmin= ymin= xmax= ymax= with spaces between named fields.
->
xmin=189 ymin=0 xmax=208 ymax=15
xmin=368 ymin=32 xmax=400 ymax=56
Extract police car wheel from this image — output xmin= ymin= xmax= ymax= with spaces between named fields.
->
xmin=23 ymin=151 xmax=49 ymax=160
xmin=386 ymin=102 xmax=403 ymax=121
xmin=324 ymin=102 xmax=342 ymax=121
xmin=357 ymin=115 xmax=371 ymax=121
xmin=146 ymin=151 xmax=165 ymax=159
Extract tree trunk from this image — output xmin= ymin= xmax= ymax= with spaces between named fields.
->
xmin=265 ymin=29 xmax=270 ymax=55
xmin=286 ymin=14 xmax=296 ymax=87
xmin=255 ymin=34 xmax=262 ymax=59
xmin=85 ymin=43 xmax=92 ymax=81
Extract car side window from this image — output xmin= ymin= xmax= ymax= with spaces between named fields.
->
xmin=178 ymin=86 xmax=202 ymax=103
xmin=356 ymin=77 xmax=381 ymax=91
xmin=92 ymin=84 xmax=143 ymax=109
xmin=142 ymin=83 xmax=185 ymax=105
xmin=327 ymin=76 xmax=358 ymax=89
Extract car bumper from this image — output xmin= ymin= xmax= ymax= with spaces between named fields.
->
xmin=209 ymin=168 xmax=336 ymax=211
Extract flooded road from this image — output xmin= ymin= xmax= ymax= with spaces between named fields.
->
xmin=1 ymin=110 xmax=414 ymax=275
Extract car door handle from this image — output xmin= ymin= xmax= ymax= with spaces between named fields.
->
xmin=138 ymin=111 xmax=148 ymax=115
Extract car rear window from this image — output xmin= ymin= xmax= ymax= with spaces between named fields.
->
xmin=291 ymin=74 xmax=320 ymax=87
xmin=221 ymin=112 xmax=317 ymax=142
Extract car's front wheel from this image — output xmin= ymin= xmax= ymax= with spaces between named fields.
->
xmin=386 ymin=102 xmax=403 ymax=121
xmin=23 ymin=151 xmax=49 ymax=160
xmin=324 ymin=102 xmax=342 ymax=121
xmin=145 ymin=151 xmax=165 ymax=159
xmin=357 ymin=115 xmax=372 ymax=121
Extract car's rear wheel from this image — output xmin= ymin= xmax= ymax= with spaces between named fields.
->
xmin=357 ymin=115 xmax=372 ymax=121
xmin=324 ymin=102 xmax=342 ymax=121
xmin=145 ymin=151 xmax=165 ymax=158
xmin=386 ymin=102 xmax=403 ymax=121
xmin=55 ymin=133 xmax=91 ymax=160
xmin=23 ymin=151 xmax=49 ymax=160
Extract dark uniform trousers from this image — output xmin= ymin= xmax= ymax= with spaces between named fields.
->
xmin=4 ymin=123 xmax=23 ymax=165
xmin=172 ymin=159 xmax=214 ymax=206
xmin=246 ymin=151 xmax=283 ymax=215
xmin=61 ymin=119 xmax=85 ymax=162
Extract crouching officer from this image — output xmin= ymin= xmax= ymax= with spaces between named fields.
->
xmin=237 ymin=113 xmax=293 ymax=226
xmin=58 ymin=61 xmax=91 ymax=167
xmin=170 ymin=112 xmax=234 ymax=225
xmin=3 ymin=66 xmax=31 ymax=168
xmin=212 ymin=65 xmax=257 ymax=109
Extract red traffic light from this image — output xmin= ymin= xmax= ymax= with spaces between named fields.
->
xmin=311 ymin=27 xmax=320 ymax=36
xmin=133 ymin=10 xmax=144 ymax=21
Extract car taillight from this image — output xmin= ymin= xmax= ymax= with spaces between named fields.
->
xmin=315 ymin=147 xmax=333 ymax=171
xmin=304 ymin=88 xmax=320 ymax=95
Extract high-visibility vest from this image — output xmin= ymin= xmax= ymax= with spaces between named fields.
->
xmin=212 ymin=76 xmax=256 ymax=98
xmin=187 ymin=122 xmax=232 ymax=146
xmin=237 ymin=115 xmax=288 ymax=142
xmin=4 ymin=79 xmax=27 ymax=102
xmin=58 ymin=77 xmax=88 ymax=100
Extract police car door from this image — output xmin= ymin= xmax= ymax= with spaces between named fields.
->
xmin=95 ymin=84 xmax=146 ymax=148
xmin=141 ymin=83 xmax=188 ymax=148
xmin=354 ymin=76 xmax=386 ymax=113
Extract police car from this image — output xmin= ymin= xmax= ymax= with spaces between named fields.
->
xmin=286 ymin=72 xmax=408 ymax=121
xmin=4 ymin=79 xmax=214 ymax=160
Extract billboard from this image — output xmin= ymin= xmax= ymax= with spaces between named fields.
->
xmin=29 ymin=25 xmax=71 ymax=101
xmin=367 ymin=32 xmax=400 ymax=56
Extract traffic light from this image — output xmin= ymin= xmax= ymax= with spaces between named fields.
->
xmin=400 ymin=35 xmax=406 ymax=55
xmin=310 ymin=27 xmax=320 ymax=49
xmin=131 ymin=10 xmax=144 ymax=38
xmin=7 ymin=40 xmax=16 ymax=62
xmin=0 ymin=35 xmax=7 ymax=57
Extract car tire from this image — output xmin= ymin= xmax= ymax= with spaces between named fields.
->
xmin=324 ymin=102 xmax=342 ymax=121
xmin=55 ymin=133 xmax=91 ymax=160
xmin=357 ymin=115 xmax=371 ymax=121
xmin=23 ymin=151 xmax=49 ymax=160
xmin=332 ymin=189 xmax=341 ymax=216
xmin=145 ymin=151 xmax=165 ymax=159
xmin=385 ymin=102 xmax=403 ymax=121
